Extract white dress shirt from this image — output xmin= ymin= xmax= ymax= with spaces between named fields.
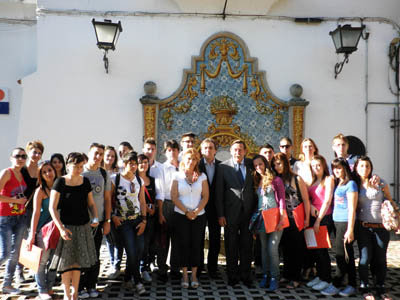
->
xmin=233 ymin=158 xmax=246 ymax=180
xmin=203 ymin=158 xmax=216 ymax=185
xmin=149 ymin=160 xmax=164 ymax=201
xmin=161 ymin=161 xmax=179 ymax=201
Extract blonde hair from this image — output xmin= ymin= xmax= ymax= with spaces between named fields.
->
xmin=252 ymin=155 xmax=275 ymax=190
xmin=299 ymin=138 xmax=319 ymax=161
xmin=179 ymin=148 xmax=201 ymax=174
xmin=332 ymin=133 xmax=349 ymax=145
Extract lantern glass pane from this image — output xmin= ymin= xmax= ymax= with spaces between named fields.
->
xmin=331 ymin=30 xmax=342 ymax=51
xmin=96 ymin=24 xmax=117 ymax=44
xmin=114 ymin=30 xmax=121 ymax=47
xmin=341 ymin=29 xmax=361 ymax=48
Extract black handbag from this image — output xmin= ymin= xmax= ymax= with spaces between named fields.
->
xmin=249 ymin=211 xmax=263 ymax=234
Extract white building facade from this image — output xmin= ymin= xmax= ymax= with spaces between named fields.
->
xmin=1 ymin=0 xmax=399 ymax=198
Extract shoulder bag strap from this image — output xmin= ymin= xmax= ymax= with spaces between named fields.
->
xmin=294 ymin=175 xmax=303 ymax=202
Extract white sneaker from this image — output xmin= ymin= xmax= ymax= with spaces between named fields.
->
xmin=312 ymin=280 xmax=329 ymax=291
xmin=39 ymin=293 xmax=52 ymax=300
xmin=15 ymin=272 xmax=26 ymax=284
xmin=142 ymin=271 xmax=152 ymax=282
xmin=136 ymin=283 xmax=146 ymax=295
xmin=89 ymin=288 xmax=99 ymax=298
xmin=108 ymin=269 xmax=121 ymax=279
xmin=150 ymin=262 xmax=159 ymax=272
xmin=306 ymin=277 xmax=321 ymax=287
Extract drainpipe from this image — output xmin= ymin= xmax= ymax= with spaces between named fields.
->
xmin=365 ymin=29 xmax=369 ymax=153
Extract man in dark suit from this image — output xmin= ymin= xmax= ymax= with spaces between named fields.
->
xmin=198 ymin=138 xmax=221 ymax=278
xmin=216 ymin=139 xmax=257 ymax=286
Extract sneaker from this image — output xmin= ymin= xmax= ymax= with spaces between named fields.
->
xmin=89 ymin=288 xmax=99 ymax=298
xmin=15 ymin=272 xmax=26 ymax=284
xmin=142 ymin=270 xmax=152 ymax=282
xmin=108 ymin=268 xmax=121 ymax=279
xmin=312 ymin=280 xmax=329 ymax=291
xmin=321 ymin=284 xmax=340 ymax=296
xmin=259 ymin=275 xmax=268 ymax=288
xmin=267 ymin=277 xmax=278 ymax=292
xmin=136 ymin=283 xmax=146 ymax=295
xmin=78 ymin=290 xmax=90 ymax=299
xmin=306 ymin=277 xmax=321 ymax=287
xmin=2 ymin=286 xmax=20 ymax=294
xmin=150 ymin=262 xmax=159 ymax=272
xmin=339 ymin=285 xmax=356 ymax=297
xmin=38 ymin=293 xmax=52 ymax=300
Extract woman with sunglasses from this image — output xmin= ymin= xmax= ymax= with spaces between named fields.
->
xmin=0 ymin=148 xmax=28 ymax=294
xmin=27 ymin=161 xmax=57 ymax=300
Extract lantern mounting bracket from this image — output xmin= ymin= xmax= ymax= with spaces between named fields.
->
xmin=334 ymin=53 xmax=349 ymax=79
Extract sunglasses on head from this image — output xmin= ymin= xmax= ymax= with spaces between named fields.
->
xmin=90 ymin=142 xmax=105 ymax=149
xmin=13 ymin=154 xmax=27 ymax=160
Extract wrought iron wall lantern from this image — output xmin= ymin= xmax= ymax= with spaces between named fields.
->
xmin=92 ymin=18 xmax=123 ymax=74
xmin=329 ymin=24 xmax=369 ymax=79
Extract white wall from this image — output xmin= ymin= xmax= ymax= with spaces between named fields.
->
xmin=1 ymin=0 xmax=399 ymax=195
xmin=0 ymin=21 xmax=36 ymax=168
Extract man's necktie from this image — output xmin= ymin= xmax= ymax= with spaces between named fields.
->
xmin=236 ymin=165 xmax=244 ymax=186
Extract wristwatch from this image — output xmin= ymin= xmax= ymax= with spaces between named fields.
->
xmin=105 ymin=219 xmax=111 ymax=223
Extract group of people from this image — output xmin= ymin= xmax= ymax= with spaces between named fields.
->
xmin=0 ymin=133 xmax=396 ymax=300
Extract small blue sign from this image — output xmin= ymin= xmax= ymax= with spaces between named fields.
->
xmin=0 ymin=102 xmax=9 ymax=114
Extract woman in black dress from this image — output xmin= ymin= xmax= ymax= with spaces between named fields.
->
xmin=49 ymin=152 xmax=99 ymax=300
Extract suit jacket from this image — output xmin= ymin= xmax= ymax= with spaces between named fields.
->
xmin=215 ymin=157 xmax=257 ymax=225
xmin=199 ymin=158 xmax=221 ymax=215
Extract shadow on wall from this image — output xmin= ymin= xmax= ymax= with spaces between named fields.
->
xmin=347 ymin=135 xmax=366 ymax=157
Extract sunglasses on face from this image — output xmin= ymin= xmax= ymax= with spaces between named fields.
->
xmin=13 ymin=154 xmax=27 ymax=160
xmin=280 ymin=145 xmax=291 ymax=149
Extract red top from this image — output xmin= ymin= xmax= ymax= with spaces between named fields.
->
xmin=0 ymin=168 xmax=27 ymax=216
xmin=308 ymin=184 xmax=332 ymax=215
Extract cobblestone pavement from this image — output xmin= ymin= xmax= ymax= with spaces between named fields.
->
xmin=1 ymin=236 xmax=400 ymax=300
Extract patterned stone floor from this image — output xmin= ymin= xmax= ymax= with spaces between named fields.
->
xmin=2 ymin=235 xmax=400 ymax=300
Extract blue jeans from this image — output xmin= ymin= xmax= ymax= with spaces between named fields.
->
xmin=356 ymin=221 xmax=390 ymax=287
xmin=106 ymin=222 xmax=123 ymax=270
xmin=118 ymin=219 xmax=144 ymax=283
xmin=0 ymin=215 xmax=27 ymax=287
xmin=259 ymin=229 xmax=283 ymax=278
xmin=35 ymin=231 xmax=56 ymax=293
